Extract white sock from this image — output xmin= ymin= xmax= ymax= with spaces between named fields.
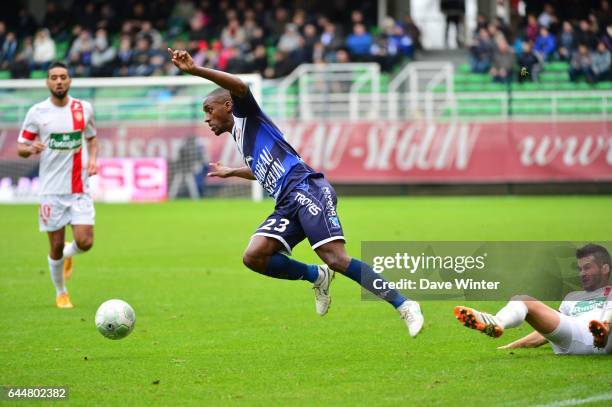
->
xmin=495 ymin=301 xmax=528 ymax=329
xmin=48 ymin=256 xmax=66 ymax=296
xmin=63 ymin=241 xmax=84 ymax=258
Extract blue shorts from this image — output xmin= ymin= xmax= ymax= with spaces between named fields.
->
xmin=253 ymin=176 xmax=345 ymax=255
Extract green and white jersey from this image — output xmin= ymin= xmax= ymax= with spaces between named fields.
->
xmin=559 ymin=286 xmax=611 ymax=324
xmin=18 ymin=97 xmax=96 ymax=195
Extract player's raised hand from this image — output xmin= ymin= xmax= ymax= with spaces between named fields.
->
xmin=30 ymin=141 xmax=45 ymax=155
xmin=167 ymin=48 xmax=195 ymax=73
xmin=207 ymin=162 xmax=233 ymax=178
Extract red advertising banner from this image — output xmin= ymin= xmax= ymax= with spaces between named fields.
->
xmin=1 ymin=120 xmax=610 ymax=183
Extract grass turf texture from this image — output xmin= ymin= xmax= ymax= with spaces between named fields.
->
xmin=1 ymin=196 xmax=611 ymax=406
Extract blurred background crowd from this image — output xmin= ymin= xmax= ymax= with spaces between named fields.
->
xmin=468 ymin=0 xmax=611 ymax=83
xmin=0 ymin=0 xmax=420 ymax=79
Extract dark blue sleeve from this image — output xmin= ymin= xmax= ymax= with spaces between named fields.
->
xmin=231 ymin=88 xmax=262 ymax=118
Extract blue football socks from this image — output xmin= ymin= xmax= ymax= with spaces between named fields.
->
xmin=343 ymin=258 xmax=406 ymax=308
xmin=264 ymin=253 xmax=319 ymax=283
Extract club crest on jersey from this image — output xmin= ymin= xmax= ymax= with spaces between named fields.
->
xmin=329 ymin=216 xmax=340 ymax=228
xmin=74 ymin=111 xmax=83 ymax=122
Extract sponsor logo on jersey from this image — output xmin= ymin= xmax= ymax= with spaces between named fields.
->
xmin=48 ymin=131 xmax=82 ymax=150
xmin=253 ymin=146 xmax=286 ymax=197
xmin=294 ymin=192 xmax=321 ymax=215
xmin=572 ymin=297 xmax=605 ymax=316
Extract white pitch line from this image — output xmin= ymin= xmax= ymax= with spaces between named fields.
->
xmin=533 ymin=392 xmax=612 ymax=407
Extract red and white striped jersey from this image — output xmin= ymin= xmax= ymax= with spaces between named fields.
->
xmin=18 ymin=96 xmax=96 ymax=195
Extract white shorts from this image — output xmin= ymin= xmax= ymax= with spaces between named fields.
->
xmin=39 ymin=193 xmax=95 ymax=232
xmin=544 ymin=314 xmax=610 ymax=355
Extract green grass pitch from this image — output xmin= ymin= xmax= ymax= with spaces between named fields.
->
xmin=1 ymin=196 xmax=611 ymax=406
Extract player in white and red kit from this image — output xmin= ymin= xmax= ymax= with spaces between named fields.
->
xmin=17 ymin=62 xmax=97 ymax=308
xmin=453 ymin=243 xmax=611 ymax=355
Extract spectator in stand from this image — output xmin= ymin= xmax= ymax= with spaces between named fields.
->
xmin=569 ymin=43 xmax=594 ymax=82
xmin=91 ymin=29 xmax=116 ymax=77
xmin=264 ymin=50 xmax=294 ymax=78
xmin=188 ymin=8 xmax=211 ymax=43
xmin=115 ymin=35 xmax=133 ymax=76
xmin=558 ymin=21 xmax=575 ymax=61
xmin=346 ymin=23 xmax=372 ymax=61
xmin=243 ymin=9 xmax=260 ymax=46
xmin=1 ymin=32 xmax=18 ymax=69
xmin=270 ymin=7 xmax=289 ymax=44
xmin=473 ymin=13 xmax=488 ymax=39
xmin=170 ymin=0 xmax=196 ymax=35
xmin=370 ymin=37 xmax=398 ymax=72
xmin=488 ymin=21 xmax=507 ymax=45
xmin=534 ymin=26 xmax=556 ymax=61
xmin=388 ymin=24 xmax=414 ymax=59
xmin=191 ymin=41 xmax=213 ymax=69
xmin=517 ymin=41 xmax=541 ymax=82
xmin=302 ymin=24 xmax=319 ymax=64
xmin=292 ymin=8 xmax=307 ymax=32
xmin=277 ymin=23 xmax=303 ymax=56
xmin=441 ymin=0 xmax=465 ymax=48
xmin=69 ymin=30 xmax=93 ymax=77
xmin=490 ymin=39 xmax=514 ymax=83
xmin=495 ymin=17 xmax=514 ymax=43
xmin=596 ymin=0 xmax=611 ymax=33
xmin=248 ymin=26 xmax=266 ymax=51
xmin=588 ymin=14 xmax=603 ymax=47
xmin=525 ymin=14 xmax=539 ymax=43
xmin=0 ymin=21 xmax=6 ymax=47
xmin=591 ymin=41 xmax=611 ymax=81
xmin=17 ymin=7 xmax=37 ymax=40
xmin=320 ymin=21 xmax=343 ymax=61
xmin=44 ymin=1 xmax=68 ymax=41
xmin=32 ymin=29 xmax=56 ymax=71
xmin=129 ymin=37 xmax=154 ymax=76
xmin=78 ymin=2 xmax=99 ymax=33
xmin=469 ymin=27 xmax=494 ymax=73
xmin=137 ymin=21 xmax=162 ymax=50
xmin=538 ymin=3 xmax=555 ymax=28
xmin=402 ymin=15 xmax=422 ymax=51
xmin=245 ymin=44 xmax=267 ymax=75
xmin=220 ymin=18 xmax=246 ymax=51
xmin=575 ymin=20 xmax=598 ymax=49
xmin=603 ymin=24 xmax=612 ymax=50
xmin=10 ymin=36 xmax=33 ymax=78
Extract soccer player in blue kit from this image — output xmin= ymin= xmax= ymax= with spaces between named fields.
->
xmin=168 ymin=48 xmax=424 ymax=337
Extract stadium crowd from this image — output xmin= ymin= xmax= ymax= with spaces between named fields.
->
xmin=0 ymin=0 xmax=420 ymax=79
xmin=469 ymin=1 xmax=612 ymax=84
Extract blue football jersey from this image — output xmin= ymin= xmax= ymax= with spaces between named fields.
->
xmin=231 ymin=89 xmax=319 ymax=201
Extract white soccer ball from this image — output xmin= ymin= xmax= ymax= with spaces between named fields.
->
xmin=95 ymin=299 xmax=136 ymax=340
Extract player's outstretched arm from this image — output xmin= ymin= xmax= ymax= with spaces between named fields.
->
xmin=207 ymin=162 xmax=256 ymax=180
xmin=497 ymin=331 xmax=547 ymax=349
xmin=167 ymin=48 xmax=248 ymax=98
xmin=17 ymin=141 xmax=45 ymax=158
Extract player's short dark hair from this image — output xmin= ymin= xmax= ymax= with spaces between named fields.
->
xmin=47 ymin=61 xmax=69 ymax=76
xmin=205 ymin=87 xmax=231 ymax=103
xmin=576 ymin=244 xmax=611 ymax=268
